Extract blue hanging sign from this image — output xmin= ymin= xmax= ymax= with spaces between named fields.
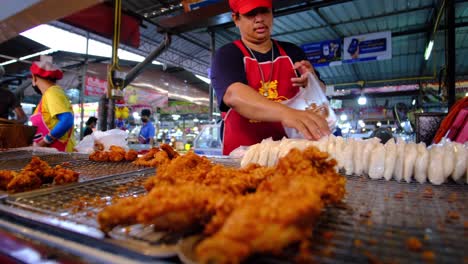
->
xmin=301 ymin=39 xmax=342 ymax=67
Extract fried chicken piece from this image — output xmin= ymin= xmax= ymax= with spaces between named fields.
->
xmin=137 ymin=183 xmax=229 ymax=232
xmin=108 ymin=151 xmax=125 ymax=162
xmin=125 ymin=149 xmax=138 ymax=161
xmin=196 ymin=189 xmax=323 ymax=264
xmin=7 ymin=171 xmax=42 ymax=193
xmin=101 ymin=154 xmax=274 ymax=234
xmin=109 ymin=145 xmax=126 ymax=154
xmin=23 ymin=156 xmax=52 ymax=182
xmin=98 ymin=197 xmax=144 ymax=233
xmin=147 ymin=150 xmax=171 ymax=167
xmin=98 ymin=182 xmax=236 ymax=234
xmin=144 ymin=151 xmax=214 ymax=190
xmin=195 ymin=146 xmax=346 ymax=264
xmin=0 ymin=170 xmax=16 ymax=190
xmin=160 ymin=143 xmax=179 ymax=159
xmin=133 ymin=148 xmax=160 ymax=166
xmin=89 ymin=151 xmax=109 ymax=162
xmin=132 ymin=145 xmax=179 ymax=167
xmin=53 ymin=165 xmax=80 ymax=185
xmin=259 ymin=147 xmax=346 ymax=204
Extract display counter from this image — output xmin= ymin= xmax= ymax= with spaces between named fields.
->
xmin=0 ymin=148 xmax=465 ymax=264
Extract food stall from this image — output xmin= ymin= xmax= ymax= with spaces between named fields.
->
xmin=0 ymin=141 xmax=466 ymax=263
xmin=0 ymin=0 xmax=467 ymax=263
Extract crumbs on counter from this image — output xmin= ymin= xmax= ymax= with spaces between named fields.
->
xmin=406 ymin=237 xmax=422 ymax=252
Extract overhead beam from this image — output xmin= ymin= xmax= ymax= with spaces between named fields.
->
xmin=165 ymin=0 xmax=354 ymax=32
xmin=273 ymin=5 xmax=434 ymax=38
xmin=331 ymin=90 xmax=420 ymax=100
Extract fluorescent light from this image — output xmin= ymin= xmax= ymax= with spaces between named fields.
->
xmin=376 ymin=122 xmax=382 ymax=127
xmin=172 ymin=114 xmax=180 ymax=120
xmin=212 ymin=112 xmax=221 ymax=116
xmin=193 ymin=118 xmax=199 ymax=122
xmin=132 ymin=112 xmax=140 ymax=119
xmin=0 ymin=59 xmax=17 ymax=66
xmin=195 ymin=74 xmax=211 ymax=84
xmin=21 ymin=24 xmax=163 ymax=65
xmin=412 ymin=99 xmax=416 ymax=105
xmin=424 ymin=40 xmax=434 ymax=61
xmin=340 ymin=114 xmax=347 ymax=121
xmin=1 ymin=48 xmax=56 ymax=66
xmin=358 ymin=120 xmax=365 ymax=127
xmin=465 ymin=92 xmax=468 ymax=97
xmin=357 ymin=95 xmax=367 ymax=105
xmin=19 ymin=49 xmax=56 ymax=60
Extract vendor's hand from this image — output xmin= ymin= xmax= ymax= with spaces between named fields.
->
xmin=281 ymin=108 xmax=330 ymax=140
xmin=291 ymin=60 xmax=315 ymax=87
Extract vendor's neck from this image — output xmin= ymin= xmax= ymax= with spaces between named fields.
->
xmin=242 ymin=38 xmax=272 ymax=53
xmin=38 ymin=80 xmax=56 ymax=94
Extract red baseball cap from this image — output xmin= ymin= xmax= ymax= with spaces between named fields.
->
xmin=30 ymin=61 xmax=63 ymax=80
xmin=229 ymin=0 xmax=272 ymax=14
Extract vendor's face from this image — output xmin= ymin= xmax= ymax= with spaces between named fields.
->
xmin=233 ymin=7 xmax=273 ymax=44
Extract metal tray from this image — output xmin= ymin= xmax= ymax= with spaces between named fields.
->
xmin=1 ymin=172 xmax=466 ymax=263
xmin=0 ymin=150 xmax=57 ymax=161
xmin=0 ymin=154 xmax=152 ymax=197
xmin=0 ymin=171 xmax=180 ymax=259
xmin=206 ymin=156 xmax=240 ymax=168
xmin=0 ymin=153 xmax=89 ymax=170
xmin=178 ymin=175 xmax=467 ymax=264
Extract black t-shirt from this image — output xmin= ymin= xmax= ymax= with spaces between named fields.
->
xmin=211 ymin=40 xmax=307 ymax=112
xmin=0 ymin=88 xmax=20 ymax=119
xmin=83 ymin=126 xmax=93 ymax=137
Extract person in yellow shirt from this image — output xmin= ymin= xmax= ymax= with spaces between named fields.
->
xmin=30 ymin=60 xmax=75 ymax=152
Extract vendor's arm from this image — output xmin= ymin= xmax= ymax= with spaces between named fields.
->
xmin=50 ymin=112 xmax=73 ymax=139
xmin=36 ymin=112 xmax=73 ymax=147
xmin=224 ymin=83 xmax=329 ymax=140
xmin=14 ymin=106 xmax=27 ymax=124
xmin=148 ymin=125 xmax=155 ymax=146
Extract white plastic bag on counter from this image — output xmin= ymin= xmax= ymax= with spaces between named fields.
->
xmin=75 ymin=129 xmax=128 ymax=153
xmin=282 ymin=72 xmax=337 ymax=139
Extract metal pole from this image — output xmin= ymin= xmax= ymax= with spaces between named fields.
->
xmin=123 ymin=33 xmax=172 ymax=87
xmin=108 ymin=99 xmax=116 ymax=130
xmin=209 ymin=30 xmax=215 ymax=121
xmin=98 ymin=96 xmax=108 ymax=131
xmin=446 ymin=0 xmax=456 ymax=109
xmin=79 ymin=32 xmax=89 ymax=140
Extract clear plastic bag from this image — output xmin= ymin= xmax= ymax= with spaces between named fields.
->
xmin=75 ymin=129 xmax=128 ymax=153
xmin=282 ymin=72 xmax=337 ymax=138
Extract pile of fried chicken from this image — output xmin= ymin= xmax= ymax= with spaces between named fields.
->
xmin=0 ymin=157 xmax=79 ymax=193
xmin=131 ymin=144 xmax=180 ymax=167
xmin=89 ymin=146 xmax=138 ymax=162
xmin=97 ymin=145 xmax=346 ymax=263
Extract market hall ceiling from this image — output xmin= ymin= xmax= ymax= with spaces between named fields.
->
xmin=1 ymin=0 xmax=468 ymax=89
xmin=117 ymin=0 xmax=468 ymax=87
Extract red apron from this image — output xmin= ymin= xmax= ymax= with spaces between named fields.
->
xmin=222 ymin=40 xmax=299 ymax=155
xmin=30 ymin=101 xmax=71 ymax=152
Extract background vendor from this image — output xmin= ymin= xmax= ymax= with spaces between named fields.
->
xmin=30 ymin=60 xmax=75 ymax=152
